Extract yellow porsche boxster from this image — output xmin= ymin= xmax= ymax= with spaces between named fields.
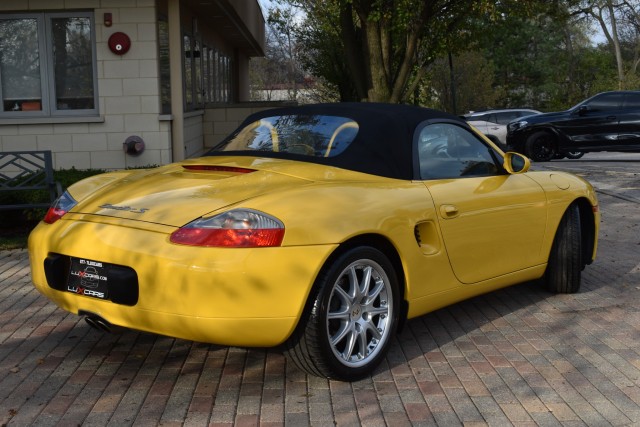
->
xmin=29 ymin=103 xmax=599 ymax=381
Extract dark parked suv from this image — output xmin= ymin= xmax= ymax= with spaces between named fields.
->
xmin=506 ymin=91 xmax=640 ymax=161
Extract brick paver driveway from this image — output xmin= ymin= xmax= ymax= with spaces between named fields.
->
xmin=2 ymin=156 xmax=640 ymax=426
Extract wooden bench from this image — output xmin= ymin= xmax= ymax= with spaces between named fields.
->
xmin=0 ymin=150 xmax=62 ymax=210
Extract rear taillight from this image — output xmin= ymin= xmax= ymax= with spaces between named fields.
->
xmin=170 ymin=208 xmax=285 ymax=248
xmin=43 ymin=191 xmax=77 ymax=224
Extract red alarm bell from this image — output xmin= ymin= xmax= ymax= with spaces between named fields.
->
xmin=108 ymin=32 xmax=131 ymax=55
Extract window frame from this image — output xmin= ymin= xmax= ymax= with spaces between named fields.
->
xmin=182 ymin=32 xmax=193 ymax=109
xmin=622 ymin=92 xmax=640 ymax=108
xmin=495 ymin=112 xmax=520 ymax=125
xmin=177 ymin=21 xmax=235 ymax=111
xmin=585 ymin=93 xmax=623 ymax=111
xmin=202 ymin=45 xmax=209 ymax=103
xmin=0 ymin=11 xmax=98 ymax=118
xmin=413 ymin=120 xmax=505 ymax=181
xmin=214 ymin=114 xmax=360 ymax=158
xmin=194 ymin=38 xmax=203 ymax=106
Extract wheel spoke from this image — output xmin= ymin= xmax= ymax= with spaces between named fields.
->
xmin=327 ymin=308 xmax=350 ymax=320
xmin=366 ymin=306 xmax=388 ymax=316
xmin=328 ymin=280 xmax=352 ymax=322
xmin=342 ymin=329 xmax=357 ymax=360
xmin=358 ymin=265 xmax=373 ymax=299
xmin=333 ymin=285 xmax=352 ymax=306
xmin=355 ymin=326 xmax=368 ymax=357
xmin=365 ymin=321 xmax=382 ymax=341
xmin=347 ymin=266 xmax=359 ymax=299
xmin=330 ymin=321 xmax=351 ymax=345
xmin=363 ymin=279 xmax=384 ymax=305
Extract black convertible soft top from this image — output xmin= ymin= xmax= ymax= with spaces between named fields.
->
xmin=209 ymin=102 xmax=467 ymax=180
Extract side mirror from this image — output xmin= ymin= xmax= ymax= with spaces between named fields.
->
xmin=577 ymin=105 xmax=589 ymax=116
xmin=503 ymin=152 xmax=530 ymax=174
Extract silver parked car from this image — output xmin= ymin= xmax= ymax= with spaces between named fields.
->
xmin=464 ymin=109 xmax=541 ymax=149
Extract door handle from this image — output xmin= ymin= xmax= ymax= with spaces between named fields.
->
xmin=440 ymin=204 xmax=459 ymax=218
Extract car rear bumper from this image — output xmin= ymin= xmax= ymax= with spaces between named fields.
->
xmin=28 ymin=218 xmax=336 ymax=347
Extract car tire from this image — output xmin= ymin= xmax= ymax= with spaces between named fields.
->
xmin=525 ymin=131 xmax=556 ymax=162
xmin=285 ymin=246 xmax=400 ymax=380
xmin=545 ymin=204 xmax=582 ymax=294
xmin=565 ymin=151 xmax=584 ymax=160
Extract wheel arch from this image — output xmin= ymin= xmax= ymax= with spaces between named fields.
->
xmin=283 ymin=233 xmax=409 ymax=378
xmin=529 ymin=124 xmax=563 ymax=139
xmin=530 ymin=125 xmax=577 ymax=149
xmin=322 ymin=234 xmax=409 ymax=331
xmin=574 ymin=197 xmax=597 ymax=266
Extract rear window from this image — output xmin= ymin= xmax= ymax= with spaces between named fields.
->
xmin=214 ymin=115 xmax=359 ymax=158
xmin=584 ymin=93 xmax=623 ymax=110
xmin=623 ymin=93 xmax=640 ymax=108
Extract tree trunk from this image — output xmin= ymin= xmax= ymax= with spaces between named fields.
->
xmin=390 ymin=30 xmax=420 ymax=103
xmin=339 ymin=1 xmax=368 ymax=101
xmin=564 ymin=27 xmax=575 ymax=99
xmin=363 ymin=19 xmax=391 ymax=102
xmin=594 ymin=1 xmax=625 ymax=89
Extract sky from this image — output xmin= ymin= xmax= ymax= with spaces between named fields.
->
xmin=256 ymin=0 xmax=609 ymax=46
xmin=258 ymin=0 xmax=272 ymax=15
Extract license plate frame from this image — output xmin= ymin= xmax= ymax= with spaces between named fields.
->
xmin=67 ymin=257 xmax=110 ymax=300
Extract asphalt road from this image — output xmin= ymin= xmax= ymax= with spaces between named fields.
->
xmin=537 ymin=152 xmax=640 ymax=203
xmin=1 ymin=152 xmax=640 ymax=426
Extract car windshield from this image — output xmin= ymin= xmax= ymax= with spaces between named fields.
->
xmin=213 ymin=114 xmax=359 ymax=158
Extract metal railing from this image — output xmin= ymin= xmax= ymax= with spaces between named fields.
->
xmin=0 ymin=150 xmax=61 ymax=210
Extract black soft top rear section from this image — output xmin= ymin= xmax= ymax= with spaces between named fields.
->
xmin=208 ymin=103 xmax=466 ymax=180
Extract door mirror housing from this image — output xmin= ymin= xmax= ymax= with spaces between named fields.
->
xmin=576 ymin=105 xmax=589 ymax=116
xmin=503 ymin=152 xmax=530 ymax=174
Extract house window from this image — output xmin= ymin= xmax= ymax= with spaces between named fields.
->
xmin=184 ymin=37 xmax=233 ymax=109
xmin=158 ymin=17 xmax=235 ymax=112
xmin=183 ymin=32 xmax=205 ymax=111
xmin=205 ymin=46 xmax=232 ymax=104
xmin=0 ymin=12 xmax=97 ymax=117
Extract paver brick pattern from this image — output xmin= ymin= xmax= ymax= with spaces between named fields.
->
xmin=1 ymin=191 xmax=639 ymax=426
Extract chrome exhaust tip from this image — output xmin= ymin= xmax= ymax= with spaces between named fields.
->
xmin=81 ymin=312 xmax=113 ymax=333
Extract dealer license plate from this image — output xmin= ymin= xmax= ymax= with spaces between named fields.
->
xmin=67 ymin=257 xmax=110 ymax=300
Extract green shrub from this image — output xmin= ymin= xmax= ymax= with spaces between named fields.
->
xmin=1 ymin=166 xmax=160 ymax=248
xmin=0 ymin=167 xmax=106 ymax=230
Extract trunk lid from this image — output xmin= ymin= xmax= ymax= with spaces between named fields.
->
xmin=70 ymin=157 xmax=318 ymax=227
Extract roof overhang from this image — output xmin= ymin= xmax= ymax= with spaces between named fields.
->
xmin=184 ymin=0 xmax=265 ymax=56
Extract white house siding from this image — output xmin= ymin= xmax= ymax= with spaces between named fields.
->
xmin=0 ymin=1 xmax=170 ymax=170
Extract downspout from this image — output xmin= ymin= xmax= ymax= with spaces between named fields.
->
xmin=168 ymin=0 xmax=185 ymax=161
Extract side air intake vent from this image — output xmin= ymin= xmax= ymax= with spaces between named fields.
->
xmin=413 ymin=221 xmax=441 ymax=255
